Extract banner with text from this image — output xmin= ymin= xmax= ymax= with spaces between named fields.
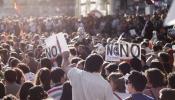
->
xmin=105 ymin=41 xmax=141 ymax=61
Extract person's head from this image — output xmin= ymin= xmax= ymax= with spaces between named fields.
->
xmin=4 ymin=69 xmax=17 ymax=84
xmin=34 ymin=68 xmax=51 ymax=91
xmin=51 ymin=68 xmax=65 ymax=84
xmin=69 ymin=47 xmax=77 ymax=56
xmin=70 ymin=57 xmax=82 ymax=64
xmin=17 ymin=63 xmax=30 ymax=74
xmin=105 ymin=63 xmax=118 ymax=76
xmin=14 ymin=68 xmax=25 ymax=85
xmin=108 ymin=73 xmax=125 ymax=92
xmin=60 ymin=81 xmax=72 ymax=100
xmin=84 ymin=54 xmax=103 ymax=73
xmin=118 ymin=61 xmax=131 ymax=75
xmin=145 ymin=68 xmax=165 ymax=88
xmin=55 ymin=54 xmax=62 ymax=67
xmin=0 ymin=49 xmax=9 ymax=64
xmin=150 ymin=59 xmax=166 ymax=73
xmin=126 ymin=71 xmax=147 ymax=93
xmin=158 ymin=52 xmax=170 ymax=63
xmin=76 ymin=60 xmax=85 ymax=70
xmin=153 ymin=44 xmax=162 ymax=52
xmin=10 ymin=58 xmax=20 ymax=68
xmin=19 ymin=82 xmax=34 ymax=100
xmin=130 ymin=57 xmax=142 ymax=72
xmin=28 ymin=86 xmax=47 ymax=100
xmin=40 ymin=57 xmax=52 ymax=70
xmin=159 ymin=88 xmax=175 ymax=100
xmin=167 ymin=72 xmax=175 ymax=89
xmin=0 ymin=82 xmax=5 ymax=98
xmin=3 ymin=94 xmax=18 ymax=100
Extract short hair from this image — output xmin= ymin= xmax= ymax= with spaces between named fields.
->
xmin=105 ymin=63 xmax=118 ymax=74
xmin=0 ymin=82 xmax=5 ymax=98
xmin=145 ymin=68 xmax=165 ymax=88
xmin=108 ymin=73 xmax=125 ymax=92
xmin=55 ymin=54 xmax=62 ymax=67
xmin=159 ymin=88 xmax=175 ymax=100
xmin=51 ymin=68 xmax=65 ymax=83
xmin=28 ymin=86 xmax=47 ymax=100
xmin=19 ymin=82 xmax=34 ymax=100
xmin=130 ymin=57 xmax=142 ymax=72
xmin=168 ymin=72 xmax=175 ymax=89
xmin=158 ymin=52 xmax=169 ymax=63
xmin=3 ymin=94 xmax=18 ymax=100
xmin=17 ymin=63 xmax=30 ymax=74
xmin=69 ymin=47 xmax=77 ymax=56
xmin=128 ymin=71 xmax=147 ymax=92
xmin=4 ymin=69 xmax=17 ymax=83
xmin=70 ymin=57 xmax=82 ymax=64
xmin=84 ymin=54 xmax=104 ymax=73
xmin=150 ymin=59 xmax=166 ymax=73
xmin=10 ymin=58 xmax=20 ymax=68
xmin=40 ymin=58 xmax=52 ymax=70
xmin=118 ymin=61 xmax=131 ymax=75
xmin=153 ymin=44 xmax=162 ymax=52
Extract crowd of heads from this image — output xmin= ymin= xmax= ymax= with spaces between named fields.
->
xmin=0 ymin=7 xmax=175 ymax=100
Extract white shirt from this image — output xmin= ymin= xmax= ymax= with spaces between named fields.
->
xmin=68 ymin=68 xmax=114 ymax=100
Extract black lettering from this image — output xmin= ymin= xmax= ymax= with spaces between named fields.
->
xmin=120 ymin=44 xmax=129 ymax=57
xmin=107 ymin=45 xmax=113 ymax=56
xmin=51 ymin=46 xmax=58 ymax=58
xmin=130 ymin=44 xmax=140 ymax=57
xmin=46 ymin=48 xmax=52 ymax=58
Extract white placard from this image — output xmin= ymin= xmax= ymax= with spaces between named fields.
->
xmin=45 ymin=33 xmax=69 ymax=59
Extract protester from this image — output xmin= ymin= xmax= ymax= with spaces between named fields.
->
xmin=159 ymin=88 xmax=175 ymax=100
xmin=125 ymin=71 xmax=154 ymax=100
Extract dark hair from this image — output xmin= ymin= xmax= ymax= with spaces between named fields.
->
xmin=19 ymin=82 xmax=34 ymax=100
xmin=153 ymin=44 xmax=162 ymax=52
xmin=168 ymin=72 xmax=175 ymax=89
xmin=40 ymin=58 xmax=52 ymax=70
xmin=128 ymin=71 xmax=147 ymax=92
xmin=84 ymin=54 xmax=104 ymax=73
xmin=10 ymin=58 xmax=20 ymax=68
xmin=28 ymin=86 xmax=47 ymax=100
xmin=130 ymin=57 xmax=142 ymax=72
xmin=108 ymin=73 xmax=125 ymax=92
xmin=51 ymin=68 xmax=65 ymax=83
xmin=150 ymin=59 xmax=166 ymax=73
xmin=70 ymin=57 xmax=82 ymax=64
xmin=56 ymin=54 xmax=62 ymax=67
xmin=105 ymin=63 xmax=118 ymax=74
xmin=60 ymin=81 xmax=72 ymax=100
xmin=14 ymin=68 xmax=25 ymax=85
xmin=35 ymin=68 xmax=51 ymax=91
xmin=69 ymin=47 xmax=77 ymax=56
xmin=0 ymin=49 xmax=9 ymax=65
xmin=0 ymin=82 xmax=5 ymax=98
xmin=145 ymin=68 xmax=165 ymax=88
xmin=17 ymin=63 xmax=30 ymax=74
xmin=3 ymin=94 xmax=18 ymax=100
xmin=158 ymin=52 xmax=169 ymax=63
xmin=118 ymin=61 xmax=131 ymax=75
xmin=4 ymin=69 xmax=17 ymax=83
xmin=160 ymin=88 xmax=175 ymax=100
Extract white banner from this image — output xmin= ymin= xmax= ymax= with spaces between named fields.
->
xmin=164 ymin=1 xmax=175 ymax=26
xmin=105 ymin=41 xmax=141 ymax=61
xmin=45 ymin=33 xmax=69 ymax=59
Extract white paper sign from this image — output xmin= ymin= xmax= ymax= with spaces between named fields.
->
xmin=45 ymin=33 xmax=69 ymax=59
xmin=105 ymin=41 xmax=141 ymax=61
xmin=164 ymin=1 xmax=175 ymax=26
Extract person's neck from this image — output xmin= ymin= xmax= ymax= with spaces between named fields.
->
xmin=132 ymin=91 xmax=142 ymax=94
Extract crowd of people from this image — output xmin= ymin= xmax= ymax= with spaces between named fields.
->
xmin=0 ymin=7 xmax=175 ymax=100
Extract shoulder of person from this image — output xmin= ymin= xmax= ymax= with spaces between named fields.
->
xmin=124 ymin=96 xmax=133 ymax=100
